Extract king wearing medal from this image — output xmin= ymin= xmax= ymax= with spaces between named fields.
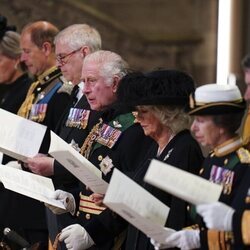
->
xmin=74 ymin=51 xmax=153 ymax=250
xmin=45 ymin=50 xmax=153 ymax=250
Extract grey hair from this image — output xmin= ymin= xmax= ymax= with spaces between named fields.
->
xmin=0 ymin=31 xmax=21 ymax=59
xmin=83 ymin=50 xmax=129 ymax=85
xmin=142 ymin=105 xmax=192 ymax=134
xmin=54 ymin=24 xmax=101 ymax=53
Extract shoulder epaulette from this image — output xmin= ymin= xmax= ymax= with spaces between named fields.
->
xmin=237 ymin=147 xmax=250 ymax=164
xmin=213 ymin=136 xmax=243 ymax=157
xmin=17 ymin=80 xmax=40 ymax=118
xmin=17 ymin=66 xmax=62 ymax=120
xmin=57 ymin=76 xmax=74 ymax=95
xmin=242 ymin=210 xmax=250 ymax=245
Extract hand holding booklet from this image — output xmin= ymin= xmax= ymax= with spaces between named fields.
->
xmin=49 ymin=131 xmax=108 ymax=194
xmin=103 ymin=168 xmax=173 ymax=244
xmin=0 ymin=109 xmax=47 ymax=162
xmin=144 ymin=159 xmax=223 ymax=205
xmin=0 ymin=165 xmax=65 ymax=209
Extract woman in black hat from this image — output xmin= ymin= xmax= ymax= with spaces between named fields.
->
xmin=75 ymin=69 xmax=204 ymax=250
xmin=154 ymin=83 xmax=249 ymax=250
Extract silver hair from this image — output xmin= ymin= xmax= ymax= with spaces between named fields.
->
xmin=83 ymin=50 xmax=129 ymax=85
xmin=0 ymin=31 xmax=21 ymax=59
xmin=140 ymin=105 xmax=192 ymax=134
xmin=54 ymin=24 xmax=101 ymax=52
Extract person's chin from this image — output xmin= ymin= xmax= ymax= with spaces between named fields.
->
xmin=28 ymin=67 xmax=38 ymax=76
xmin=195 ymin=137 xmax=204 ymax=145
xmin=90 ymin=103 xmax=101 ymax=111
xmin=199 ymin=140 xmax=207 ymax=147
xmin=142 ymin=128 xmax=149 ymax=136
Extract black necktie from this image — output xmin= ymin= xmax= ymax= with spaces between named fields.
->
xmin=71 ymin=85 xmax=79 ymax=106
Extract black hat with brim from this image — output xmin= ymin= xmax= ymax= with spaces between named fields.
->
xmin=117 ymin=69 xmax=195 ymax=108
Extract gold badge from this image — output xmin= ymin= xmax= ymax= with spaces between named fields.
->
xmin=189 ymin=94 xmax=195 ymax=109
xmin=237 ymin=147 xmax=250 ymax=163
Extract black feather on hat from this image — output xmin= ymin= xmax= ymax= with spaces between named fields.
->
xmin=117 ymin=69 xmax=195 ymax=107
xmin=0 ymin=15 xmax=16 ymax=40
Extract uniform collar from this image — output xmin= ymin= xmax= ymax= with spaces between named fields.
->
xmin=37 ymin=66 xmax=61 ymax=84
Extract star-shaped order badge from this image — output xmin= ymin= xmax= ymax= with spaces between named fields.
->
xmin=113 ymin=120 xmax=122 ymax=128
xmin=99 ymin=156 xmax=114 ymax=175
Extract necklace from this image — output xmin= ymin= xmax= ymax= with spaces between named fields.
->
xmin=157 ymin=134 xmax=175 ymax=157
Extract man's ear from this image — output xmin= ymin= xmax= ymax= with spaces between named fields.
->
xmin=80 ymin=46 xmax=91 ymax=59
xmin=112 ymin=76 xmax=120 ymax=93
xmin=41 ymin=42 xmax=52 ymax=56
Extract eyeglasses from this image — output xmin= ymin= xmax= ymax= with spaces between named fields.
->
xmin=56 ymin=47 xmax=82 ymax=66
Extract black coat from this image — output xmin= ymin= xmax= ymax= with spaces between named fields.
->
xmin=0 ymin=69 xmax=71 ymax=247
xmin=0 ymin=84 xmax=9 ymax=104
xmin=0 ymin=73 xmax=32 ymax=114
xmin=85 ymin=130 xmax=204 ymax=250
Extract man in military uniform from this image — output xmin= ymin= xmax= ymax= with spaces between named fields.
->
xmin=46 ymin=50 xmax=153 ymax=250
xmin=24 ymin=24 xmax=103 ymax=248
xmin=0 ymin=21 xmax=71 ymax=249
xmin=18 ymin=21 xmax=71 ymax=131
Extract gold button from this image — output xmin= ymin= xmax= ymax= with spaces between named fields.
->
xmin=245 ymin=197 xmax=250 ymax=203
xmin=186 ymin=205 xmax=190 ymax=211
xmin=98 ymin=155 xmax=103 ymax=161
xmin=76 ymin=211 xmax=80 ymax=217
xmin=224 ymin=159 xmax=228 ymax=165
xmin=85 ymin=213 xmax=91 ymax=220
xmin=199 ymin=168 xmax=204 ymax=175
